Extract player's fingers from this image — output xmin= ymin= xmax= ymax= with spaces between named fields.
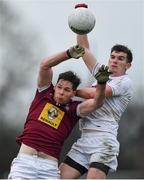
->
xmin=99 ymin=65 xmax=104 ymax=72
xmin=105 ymin=66 xmax=109 ymax=71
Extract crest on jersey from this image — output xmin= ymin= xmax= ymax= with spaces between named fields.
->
xmin=48 ymin=107 xmax=58 ymax=120
xmin=38 ymin=103 xmax=64 ymax=129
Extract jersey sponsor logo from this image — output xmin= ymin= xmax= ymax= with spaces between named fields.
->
xmin=38 ymin=103 xmax=64 ymax=129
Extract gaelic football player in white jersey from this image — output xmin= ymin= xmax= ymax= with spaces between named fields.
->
xmin=60 ymin=34 xmax=133 ymax=179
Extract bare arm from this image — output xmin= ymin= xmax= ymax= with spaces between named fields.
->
xmin=38 ymin=45 xmax=85 ymax=88
xmin=38 ymin=51 xmax=70 ymax=88
xmin=78 ymin=65 xmax=112 ymax=116
xmin=78 ymin=84 xmax=106 ymax=116
xmin=76 ymin=85 xmax=113 ymax=99
xmin=77 ymin=34 xmax=90 ymax=49
xmin=76 ymin=87 xmax=96 ymax=99
xmin=77 ymin=34 xmax=97 ymax=72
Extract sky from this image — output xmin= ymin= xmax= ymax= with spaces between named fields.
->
xmin=7 ymin=0 xmax=144 ymax=105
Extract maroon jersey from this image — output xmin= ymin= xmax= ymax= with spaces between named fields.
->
xmin=16 ymin=84 xmax=81 ymax=160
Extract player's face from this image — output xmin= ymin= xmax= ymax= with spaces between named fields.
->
xmin=54 ymin=79 xmax=76 ymax=105
xmin=108 ymin=51 xmax=131 ymax=76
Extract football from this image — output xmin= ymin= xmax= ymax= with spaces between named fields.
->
xmin=68 ymin=4 xmax=96 ymax=35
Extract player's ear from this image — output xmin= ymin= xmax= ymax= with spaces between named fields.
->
xmin=72 ymin=90 xmax=76 ymax=96
xmin=126 ymin=63 xmax=131 ymax=70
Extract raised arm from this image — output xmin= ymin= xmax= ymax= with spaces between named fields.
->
xmin=78 ymin=84 xmax=105 ymax=116
xmin=37 ymin=45 xmax=85 ymax=88
xmin=78 ymin=65 xmax=111 ymax=116
xmin=76 ymin=84 xmax=112 ymax=99
xmin=38 ymin=51 xmax=70 ymax=88
xmin=77 ymin=34 xmax=97 ymax=73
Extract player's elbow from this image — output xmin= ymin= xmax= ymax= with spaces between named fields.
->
xmin=40 ymin=58 xmax=51 ymax=71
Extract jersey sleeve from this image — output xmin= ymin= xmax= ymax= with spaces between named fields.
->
xmin=92 ymin=62 xmax=101 ymax=77
xmin=109 ymin=77 xmax=133 ymax=96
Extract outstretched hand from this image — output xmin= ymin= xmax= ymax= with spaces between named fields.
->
xmin=67 ymin=45 xmax=85 ymax=59
xmin=95 ymin=65 xmax=111 ymax=84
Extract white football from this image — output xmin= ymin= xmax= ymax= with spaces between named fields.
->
xmin=68 ymin=4 xmax=96 ymax=35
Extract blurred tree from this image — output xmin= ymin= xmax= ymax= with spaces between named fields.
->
xmin=0 ymin=0 xmax=45 ymax=177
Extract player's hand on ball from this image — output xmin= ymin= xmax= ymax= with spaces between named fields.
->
xmin=95 ymin=65 xmax=111 ymax=84
xmin=67 ymin=45 xmax=85 ymax=59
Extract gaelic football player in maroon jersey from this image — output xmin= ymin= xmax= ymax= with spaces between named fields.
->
xmin=8 ymin=45 xmax=110 ymax=179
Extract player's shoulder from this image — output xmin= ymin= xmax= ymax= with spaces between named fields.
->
xmin=121 ymin=75 xmax=132 ymax=85
xmin=110 ymin=74 xmax=131 ymax=83
xmin=109 ymin=74 xmax=133 ymax=90
xmin=119 ymin=75 xmax=133 ymax=91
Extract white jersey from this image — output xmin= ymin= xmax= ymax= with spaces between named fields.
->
xmin=79 ymin=63 xmax=133 ymax=136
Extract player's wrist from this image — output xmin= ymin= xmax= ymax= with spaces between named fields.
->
xmin=97 ymin=81 xmax=107 ymax=85
xmin=66 ymin=49 xmax=72 ymax=59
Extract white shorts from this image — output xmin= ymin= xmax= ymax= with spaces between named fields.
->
xmin=8 ymin=153 xmax=60 ymax=179
xmin=67 ymin=131 xmax=119 ymax=172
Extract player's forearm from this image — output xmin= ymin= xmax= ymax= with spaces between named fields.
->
xmin=40 ymin=44 xmax=85 ymax=71
xmin=77 ymin=35 xmax=97 ymax=72
xmin=79 ymin=84 xmax=106 ymax=117
xmin=40 ymin=51 xmax=69 ymax=70
xmin=77 ymin=34 xmax=90 ymax=49
xmin=93 ymin=84 xmax=106 ymax=108
xmin=83 ymin=48 xmax=97 ymax=72
xmin=76 ymin=88 xmax=96 ymax=99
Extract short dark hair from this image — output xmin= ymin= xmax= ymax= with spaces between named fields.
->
xmin=111 ymin=44 xmax=133 ymax=63
xmin=57 ymin=71 xmax=81 ymax=90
